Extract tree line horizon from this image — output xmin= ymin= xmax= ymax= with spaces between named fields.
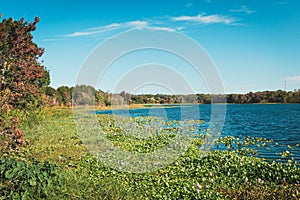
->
xmin=47 ymin=84 xmax=300 ymax=106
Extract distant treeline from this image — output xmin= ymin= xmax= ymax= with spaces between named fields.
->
xmin=132 ymin=90 xmax=300 ymax=104
xmin=44 ymin=85 xmax=300 ymax=106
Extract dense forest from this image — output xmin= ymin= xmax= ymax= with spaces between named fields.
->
xmin=44 ymin=85 xmax=300 ymax=106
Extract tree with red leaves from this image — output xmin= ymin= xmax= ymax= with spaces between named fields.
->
xmin=0 ymin=16 xmax=47 ymax=150
xmin=0 ymin=17 xmax=46 ymax=109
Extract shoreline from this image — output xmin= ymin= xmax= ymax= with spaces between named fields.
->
xmin=50 ymin=102 xmax=300 ymax=111
xmin=94 ymin=102 xmax=300 ymax=110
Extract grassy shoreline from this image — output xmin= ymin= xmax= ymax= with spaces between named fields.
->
xmin=2 ymin=107 xmax=299 ymax=199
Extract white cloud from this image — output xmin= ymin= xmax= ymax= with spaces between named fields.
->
xmin=172 ymin=13 xmax=235 ymax=25
xmin=65 ymin=31 xmax=98 ymax=37
xmin=286 ymin=76 xmax=300 ymax=81
xmin=104 ymin=23 xmax=121 ymax=29
xmin=148 ymin=27 xmax=176 ymax=32
xmin=230 ymin=5 xmax=254 ymax=14
xmin=126 ymin=20 xmax=148 ymax=29
xmin=65 ymin=20 xmax=149 ymax=37
xmin=65 ymin=13 xmax=237 ymax=38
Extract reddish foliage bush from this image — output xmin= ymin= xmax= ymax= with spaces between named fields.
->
xmin=0 ymin=17 xmax=46 ymax=151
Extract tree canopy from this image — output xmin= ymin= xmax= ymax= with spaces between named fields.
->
xmin=0 ymin=17 xmax=46 ymax=110
xmin=0 ymin=17 xmax=48 ymax=150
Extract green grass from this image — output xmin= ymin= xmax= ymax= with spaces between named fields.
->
xmin=21 ymin=107 xmax=86 ymax=167
xmin=1 ymin=107 xmax=299 ymax=199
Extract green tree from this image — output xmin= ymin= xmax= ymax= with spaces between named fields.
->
xmin=38 ymin=69 xmax=50 ymax=90
xmin=72 ymin=85 xmax=96 ymax=105
xmin=95 ymin=89 xmax=108 ymax=106
xmin=57 ymin=86 xmax=72 ymax=106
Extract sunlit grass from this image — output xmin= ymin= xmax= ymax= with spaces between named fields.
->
xmin=2 ymin=107 xmax=299 ymax=199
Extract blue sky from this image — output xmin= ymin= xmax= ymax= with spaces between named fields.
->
xmin=1 ymin=0 xmax=300 ymax=94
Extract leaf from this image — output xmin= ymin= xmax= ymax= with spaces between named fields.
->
xmin=29 ymin=179 xmax=37 ymax=186
xmin=5 ymin=168 xmax=17 ymax=179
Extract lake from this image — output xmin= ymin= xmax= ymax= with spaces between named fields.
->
xmin=96 ymin=104 xmax=300 ymax=162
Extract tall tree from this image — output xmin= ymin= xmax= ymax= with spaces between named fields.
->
xmin=0 ymin=17 xmax=46 ymax=150
xmin=0 ymin=17 xmax=45 ymax=109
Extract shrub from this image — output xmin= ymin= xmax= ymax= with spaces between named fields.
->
xmin=0 ymin=157 xmax=63 ymax=199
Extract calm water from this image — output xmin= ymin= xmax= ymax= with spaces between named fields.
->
xmin=96 ymin=104 xmax=300 ymax=162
